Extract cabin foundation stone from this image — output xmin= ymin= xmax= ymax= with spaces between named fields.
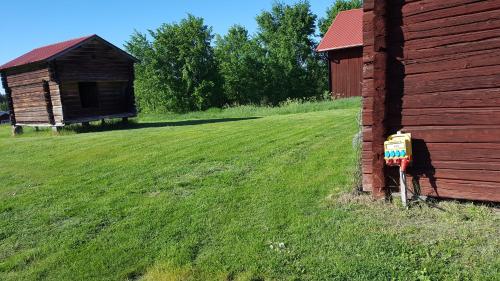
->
xmin=11 ymin=126 xmax=22 ymax=136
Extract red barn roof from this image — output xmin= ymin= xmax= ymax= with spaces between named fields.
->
xmin=317 ymin=9 xmax=363 ymax=52
xmin=0 ymin=35 xmax=137 ymax=71
xmin=0 ymin=35 xmax=94 ymax=70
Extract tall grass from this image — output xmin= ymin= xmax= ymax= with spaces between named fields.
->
xmin=140 ymin=98 xmax=360 ymax=122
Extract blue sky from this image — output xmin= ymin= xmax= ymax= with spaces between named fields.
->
xmin=0 ymin=0 xmax=333 ymax=95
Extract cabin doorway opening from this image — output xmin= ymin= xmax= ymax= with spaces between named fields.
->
xmin=78 ymin=82 xmax=99 ymax=108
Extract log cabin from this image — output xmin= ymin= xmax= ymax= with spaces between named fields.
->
xmin=0 ymin=34 xmax=138 ymax=134
xmin=362 ymin=0 xmax=500 ymax=202
xmin=317 ymin=9 xmax=363 ymax=99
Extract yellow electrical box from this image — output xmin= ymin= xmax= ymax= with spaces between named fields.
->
xmin=384 ymin=132 xmax=412 ymax=169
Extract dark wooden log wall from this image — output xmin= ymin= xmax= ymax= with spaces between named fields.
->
xmin=362 ymin=0 xmax=390 ymax=197
xmin=2 ymin=64 xmax=63 ymax=125
xmin=59 ymin=81 xmax=129 ymax=120
xmin=363 ymin=0 xmax=500 ymax=202
xmin=55 ymin=37 xmax=135 ymax=121
xmin=328 ymin=47 xmax=363 ymax=98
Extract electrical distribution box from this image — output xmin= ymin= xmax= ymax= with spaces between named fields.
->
xmin=384 ymin=132 xmax=413 ymax=207
xmin=384 ymin=132 xmax=412 ymax=170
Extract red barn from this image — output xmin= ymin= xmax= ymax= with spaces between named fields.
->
xmin=362 ymin=0 xmax=500 ymax=202
xmin=317 ymin=9 xmax=363 ymax=99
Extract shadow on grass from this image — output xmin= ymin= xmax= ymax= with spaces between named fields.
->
xmin=68 ymin=117 xmax=261 ymax=134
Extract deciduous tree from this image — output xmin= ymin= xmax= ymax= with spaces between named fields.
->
xmin=215 ymin=25 xmax=264 ymax=105
xmin=256 ymin=1 xmax=325 ymax=104
xmin=0 ymin=94 xmax=8 ymax=111
xmin=126 ymin=15 xmax=221 ymax=113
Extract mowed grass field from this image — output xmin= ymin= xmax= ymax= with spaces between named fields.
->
xmin=0 ymin=99 xmax=499 ymax=281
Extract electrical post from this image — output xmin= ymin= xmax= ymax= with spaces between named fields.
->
xmin=399 ymin=167 xmax=407 ymax=208
xmin=384 ymin=131 xmax=412 ymax=208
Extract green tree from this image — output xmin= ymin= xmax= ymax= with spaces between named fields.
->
xmin=215 ymin=25 xmax=264 ymax=105
xmin=126 ymin=15 xmax=221 ymax=113
xmin=0 ymin=94 xmax=7 ymax=111
xmin=256 ymin=1 xmax=325 ymax=104
xmin=318 ymin=0 xmax=362 ymax=36
xmin=125 ymin=31 xmax=162 ymax=113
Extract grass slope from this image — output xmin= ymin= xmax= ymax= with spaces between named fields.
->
xmin=0 ymin=99 xmax=498 ymax=280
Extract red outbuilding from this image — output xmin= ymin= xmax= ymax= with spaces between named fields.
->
xmin=317 ymin=8 xmax=363 ymax=99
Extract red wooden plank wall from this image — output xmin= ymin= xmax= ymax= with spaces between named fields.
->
xmin=362 ymin=0 xmax=500 ymax=202
xmin=328 ymin=47 xmax=363 ymax=98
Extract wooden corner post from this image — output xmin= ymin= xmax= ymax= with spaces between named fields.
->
xmin=0 ymin=71 xmax=21 ymax=135
xmin=362 ymin=0 xmax=389 ymax=199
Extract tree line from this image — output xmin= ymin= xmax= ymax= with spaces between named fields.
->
xmin=123 ymin=0 xmax=362 ymax=113
xmin=0 ymin=1 xmax=361 ymax=114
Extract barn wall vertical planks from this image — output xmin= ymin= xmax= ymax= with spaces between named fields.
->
xmin=328 ymin=47 xmax=363 ymax=98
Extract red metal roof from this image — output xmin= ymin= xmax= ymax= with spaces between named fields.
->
xmin=0 ymin=35 xmax=95 ymax=70
xmin=317 ymin=9 xmax=363 ymax=52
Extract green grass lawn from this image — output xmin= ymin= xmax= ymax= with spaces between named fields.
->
xmin=0 ymin=99 xmax=498 ymax=281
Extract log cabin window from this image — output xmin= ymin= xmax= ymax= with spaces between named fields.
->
xmin=78 ymin=82 xmax=99 ymax=108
